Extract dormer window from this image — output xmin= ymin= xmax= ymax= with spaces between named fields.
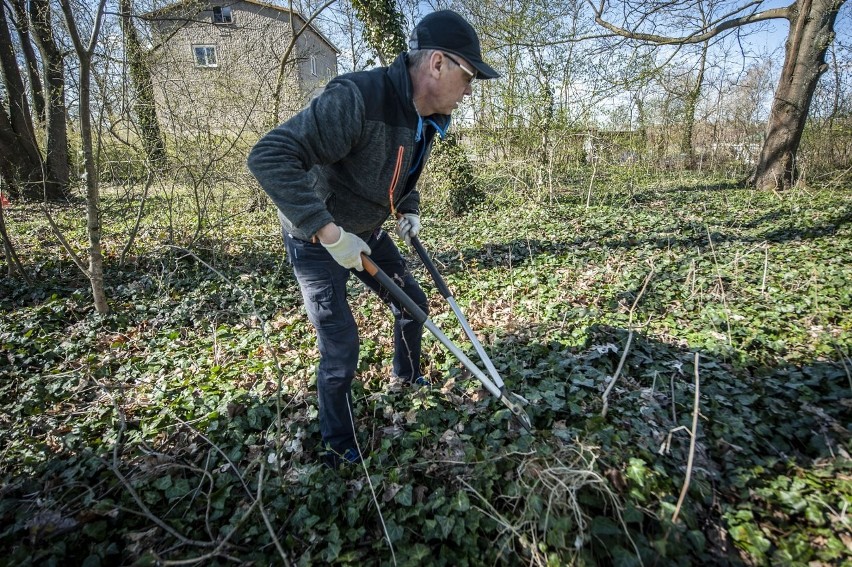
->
xmin=213 ymin=6 xmax=233 ymax=24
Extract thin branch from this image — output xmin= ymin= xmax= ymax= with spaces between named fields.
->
xmin=601 ymin=268 xmax=654 ymax=417
xmin=601 ymin=330 xmax=633 ymax=418
xmin=705 ymin=227 xmax=733 ymax=345
xmin=257 ymin=461 xmax=292 ymax=566
xmin=120 ymin=167 xmax=155 ymax=266
xmin=167 ymin=245 xmax=289 ymax=460
xmin=589 ymin=0 xmax=791 ymax=45
xmin=0 ymin=199 xmax=30 ymax=282
xmin=160 ymin=483 xmax=262 ymax=565
xmin=101 ymin=375 xmax=265 ymax=562
xmin=172 ymin=415 xmax=253 ymax=499
xmin=347 ymin=395 xmax=396 ymax=566
xmin=761 ymin=243 xmax=769 ymax=296
xmin=272 ymin=0 xmax=337 ymax=119
xmin=101 ymin=380 xmax=215 ymax=549
xmin=672 ymin=353 xmax=701 ymax=524
xmin=41 ymin=204 xmax=90 ymax=277
xmin=585 ymin=151 xmax=598 ymax=209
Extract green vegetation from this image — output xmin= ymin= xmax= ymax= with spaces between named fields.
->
xmin=429 ymin=134 xmax=484 ymax=215
xmin=1 ymin=173 xmax=850 ymax=565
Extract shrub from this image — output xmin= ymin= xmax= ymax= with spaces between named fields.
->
xmin=426 ymin=133 xmax=483 ymax=216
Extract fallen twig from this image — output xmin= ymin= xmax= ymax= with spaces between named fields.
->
xmin=257 ymin=461 xmax=292 ymax=566
xmin=601 ymin=330 xmax=633 ymax=418
xmin=672 ymin=353 xmax=701 ymax=524
xmin=705 ymin=227 xmax=732 ymax=345
xmin=347 ymin=395 xmax=396 ymax=566
xmin=96 ymin=377 xmax=217 ymax=549
xmin=160 ymin=496 xmax=260 ymax=566
xmin=111 ymin=457 xmax=216 ymax=548
xmin=172 ymin=415 xmax=253 ymax=499
xmin=601 ymin=268 xmax=654 ymax=417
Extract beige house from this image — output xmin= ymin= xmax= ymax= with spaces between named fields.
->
xmin=144 ymin=0 xmax=339 ymax=136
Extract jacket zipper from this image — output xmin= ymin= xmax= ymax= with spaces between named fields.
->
xmin=387 ymin=145 xmax=405 ymax=217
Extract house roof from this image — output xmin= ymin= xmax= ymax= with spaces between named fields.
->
xmin=143 ymin=0 xmax=340 ymax=54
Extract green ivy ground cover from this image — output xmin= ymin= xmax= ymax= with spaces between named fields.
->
xmin=0 ymin=178 xmax=850 ymax=566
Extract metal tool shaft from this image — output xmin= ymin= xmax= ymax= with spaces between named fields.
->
xmin=410 ymin=237 xmax=505 ymax=390
xmin=361 ymin=253 xmax=532 ymax=432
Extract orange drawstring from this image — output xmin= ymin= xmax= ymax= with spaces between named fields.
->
xmin=388 ymin=145 xmax=404 ymax=217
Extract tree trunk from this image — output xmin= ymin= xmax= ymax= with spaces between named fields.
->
xmin=0 ymin=3 xmax=46 ymax=197
xmin=0 ymin=100 xmax=25 ymax=190
xmin=59 ymin=0 xmax=109 ymax=315
xmin=749 ymin=0 xmax=840 ymax=190
xmin=9 ymin=0 xmax=46 ymax=124
xmin=80 ymin=55 xmax=109 ymax=314
xmin=28 ymin=0 xmax=70 ymax=194
xmin=120 ymin=0 xmax=167 ymax=170
xmin=0 ymin=0 xmax=67 ymax=200
xmin=634 ymin=93 xmax=647 ymax=150
xmin=681 ymin=41 xmax=709 ymax=161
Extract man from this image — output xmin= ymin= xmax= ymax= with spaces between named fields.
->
xmin=247 ymin=10 xmax=499 ymax=467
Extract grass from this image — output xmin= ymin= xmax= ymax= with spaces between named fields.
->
xmin=0 ymin=171 xmax=850 ymax=565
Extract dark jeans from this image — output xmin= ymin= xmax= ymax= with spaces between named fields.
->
xmin=284 ymin=229 xmax=428 ymax=453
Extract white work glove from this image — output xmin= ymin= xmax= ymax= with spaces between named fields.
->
xmin=394 ymin=213 xmax=421 ymax=246
xmin=321 ymin=228 xmax=371 ymax=271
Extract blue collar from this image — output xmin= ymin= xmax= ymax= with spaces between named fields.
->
xmin=415 ymin=115 xmax=450 ymax=143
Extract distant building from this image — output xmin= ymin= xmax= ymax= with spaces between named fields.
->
xmin=144 ymin=0 xmax=339 ymax=135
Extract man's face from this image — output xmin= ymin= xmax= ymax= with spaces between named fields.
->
xmin=432 ymin=52 xmax=474 ymax=114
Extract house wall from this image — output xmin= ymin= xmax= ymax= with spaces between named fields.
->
xmin=148 ymin=1 xmax=338 ymax=138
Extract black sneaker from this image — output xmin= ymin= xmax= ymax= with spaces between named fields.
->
xmin=322 ymin=447 xmax=362 ymax=469
xmin=411 ymin=376 xmax=431 ymax=387
xmin=390 ymin=374 xmax=431 ymax=388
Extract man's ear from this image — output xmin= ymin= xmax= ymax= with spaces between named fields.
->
xmin=428 ymin=51 xmax=445 ymax=78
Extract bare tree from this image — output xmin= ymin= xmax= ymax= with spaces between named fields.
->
xmin=271 ymin=0 xmax=338 ymax=124
xmin=681 ymin=40 xmax=710 ymax=160
xmin=59 ymin=0 xmax=110 ymax=314
xmin=335 ymin=0 xmax=372 ymax=72
xmin=590 ymin=0 xmax=848 ymax=190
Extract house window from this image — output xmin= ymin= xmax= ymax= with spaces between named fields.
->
xmin=310 ymin=55 xmax=317 ymax=76
xmin=193 ymin=45 xmax=218 ymax=67
xmin=212 ymin=6 xmax=233 ymax=24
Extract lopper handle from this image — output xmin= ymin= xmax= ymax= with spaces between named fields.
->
xmin=361 ymin=253 xmax=428 ymax=324
xmin=409 ymin=236 xmax=452 ymax=299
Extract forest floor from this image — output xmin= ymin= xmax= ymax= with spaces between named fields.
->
xmin=1 ymin=174 xmax=850 ymax=565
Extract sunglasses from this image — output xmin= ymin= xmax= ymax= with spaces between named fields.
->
xmin=442 ymin=53 xmax=475 ymax=85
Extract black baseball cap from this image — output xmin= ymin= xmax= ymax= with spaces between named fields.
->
xmin=408 ymin=10 xmax=500 ymax=80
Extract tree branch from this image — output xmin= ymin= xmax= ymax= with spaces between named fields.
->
xmin=672 ymin=353 xmax=701 ymax=524
xmin=589 ymin=0 xmax=792 ymax=45
xmin=41 ymin=204 xmax=90 ymax=278
xmin=601 ymin=268 xmax=654 ymax=417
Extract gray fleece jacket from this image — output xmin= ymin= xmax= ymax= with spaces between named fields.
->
xmin=247 ymin=53 xmax=450 ymax=242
